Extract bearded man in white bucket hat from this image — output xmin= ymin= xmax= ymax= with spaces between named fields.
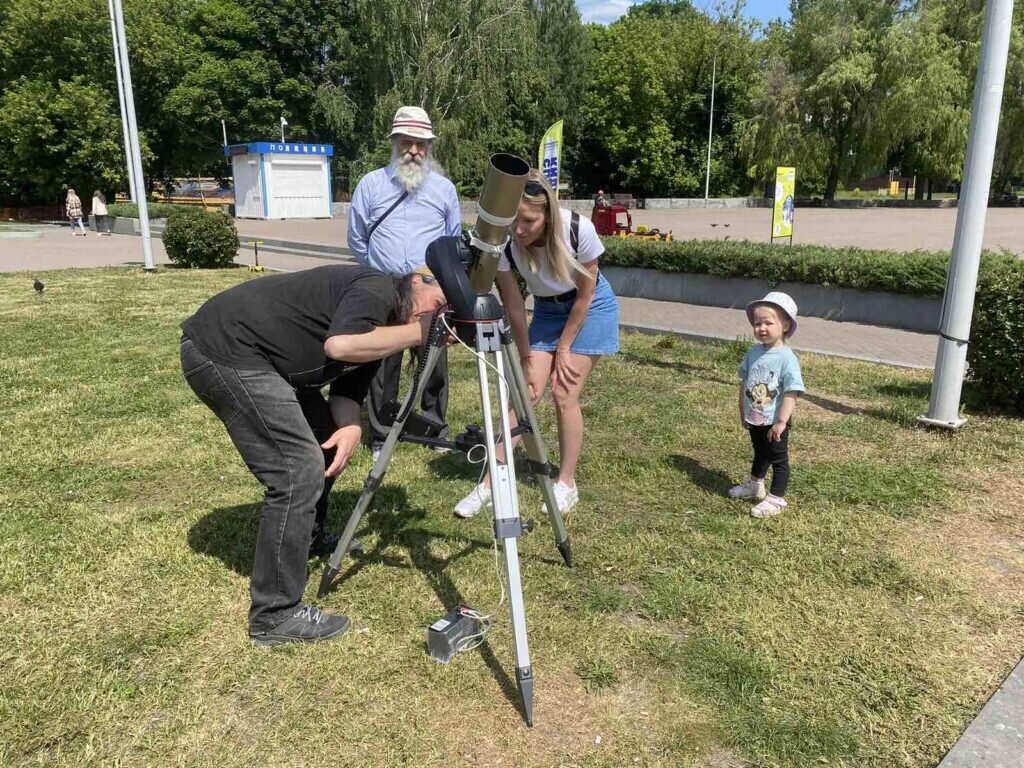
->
xmin=348 ymin=106 xmax=461 ymax=459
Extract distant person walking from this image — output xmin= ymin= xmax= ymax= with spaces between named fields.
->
xmin=92 ymin=191 xmax=111 ymax=236
xmin=66 ymin=189 xmax=86 ymax=236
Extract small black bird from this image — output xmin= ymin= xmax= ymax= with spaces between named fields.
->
xmin=724 ymin=223 xmax=731 ymax=228
xmin=33 ymin=279 xmax=44 ymax=294
xmin=710 ymin=223 xmax=719 ymax=227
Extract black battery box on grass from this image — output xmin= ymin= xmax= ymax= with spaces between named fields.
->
xmin=426 ymin=605 xmax=482 ymax=663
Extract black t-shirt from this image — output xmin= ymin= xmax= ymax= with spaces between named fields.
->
xmin=181 ymin=265 xmax=398 ymax=402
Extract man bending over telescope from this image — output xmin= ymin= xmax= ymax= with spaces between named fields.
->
xmin=180 ymin=266 xmax=446 ymax=646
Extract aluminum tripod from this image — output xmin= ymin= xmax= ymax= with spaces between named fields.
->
xmin=317 ymin=303 xmax=572 ymax=726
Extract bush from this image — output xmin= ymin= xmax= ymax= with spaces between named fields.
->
xmin=599 ymin=237 xmax=1020 ymax=298
xmin=162 ymin=209 xmax=239 ymax=268
xmin=968 ymin=263 xmax=1024 ymax=413
xmin=107 ymin=202 xmax=208 ymax=219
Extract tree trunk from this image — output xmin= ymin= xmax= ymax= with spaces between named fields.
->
xmin=914 ymin=176 xmax=925 ymax=200
xmin=824 ymin=162 xmax=841 ymax=201
xmin=927 ymin=178 xmax=933 ymax=200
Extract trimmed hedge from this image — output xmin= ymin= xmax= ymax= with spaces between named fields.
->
xmin=599 ymin=237 xmax=1020 ymax=298
xmin=968 ymin=263 xmax=1024 ymax=413
xmin=107 ymin=203 xmax=205 ymax=219
xmin=162 ymin=209 xmax=239 ymax=268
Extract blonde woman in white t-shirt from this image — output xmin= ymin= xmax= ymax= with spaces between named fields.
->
xmin=455 ymin=170 xmax=620 ymax=518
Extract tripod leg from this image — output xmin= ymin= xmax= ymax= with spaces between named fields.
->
xmin=476 ymin=332 xmax=535 ymax=726
xmin=501 ymin=336 xmax=572 ymax=567
xmin=318 ymin=343 xmax=446 ymax=597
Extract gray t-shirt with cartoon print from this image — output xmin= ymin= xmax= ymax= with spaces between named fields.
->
xmin=738 ymin=345 xmax=805 ymax=426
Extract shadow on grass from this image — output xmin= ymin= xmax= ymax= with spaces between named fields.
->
xmin=620 ymin=352 xmax=735 ymax=386
xmin=667 ymin=454 xmax=734 ymax=495
xmin=802 ymin=393 xmax=866 ymax=416
xmin=188 ymin=485 xmax=524 ymax=718
xmin=864 ymin=379 xmax=1008 ymax=424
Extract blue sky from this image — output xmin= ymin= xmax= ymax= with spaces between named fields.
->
xmin=577 ymin=0 xmax=791 ymax=26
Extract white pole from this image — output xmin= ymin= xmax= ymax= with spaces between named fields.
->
xmin=111 ymin=0 xmax=155 ymax=271
xmin=919 ymin=0 xmax=1013 ymax=429
xmin=107 ymin=0 xmax=137 ymax=204
xmin=704 ymin=51 xmax=717 ymax=202
xmin=222 ymin=119 xmax=228 ymax=147
xmin=281 ymin=117 xmax=286 ymax=144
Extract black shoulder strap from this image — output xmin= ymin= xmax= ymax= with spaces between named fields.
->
xmin=504 ymin=240 xmax=519 ymax=274
xmin=367 ymin=190 xmax=409 ymax=239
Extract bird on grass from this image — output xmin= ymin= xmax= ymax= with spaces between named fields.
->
xmin=33 ymin=279 xmax=44 ymax=294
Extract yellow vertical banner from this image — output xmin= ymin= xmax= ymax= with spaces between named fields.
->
xmin=771 ymin=166 xmax=796 ymax=240
xmin=538 ymin=120 xmax=564 ymax=199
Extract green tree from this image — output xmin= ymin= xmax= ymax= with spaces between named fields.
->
xmin=0 ymin=77 xmax=127 ymax=201
xmin=993 ymin=3 xmax=1024 ymax=195
xmin=342 ymin=0 xmax=545 ymax=194
xmin=574 ymin=2 xmax=758 ymax=197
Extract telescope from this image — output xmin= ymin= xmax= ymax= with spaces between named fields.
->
xmin=318 ymin=153 xmax=573 ymax=726
xmin=425 ymin=153 xmax=529 ymax=332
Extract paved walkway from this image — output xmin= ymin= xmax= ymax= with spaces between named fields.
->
xmin=0 ymin=225 xmax=936 ymax=368
xmin=938 ymin=658 xmax=1024 ymax=768
xmin=225 ymin=206 xmax=1024 ymax=256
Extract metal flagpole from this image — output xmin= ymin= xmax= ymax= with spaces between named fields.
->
xmin=107 ymin=0 xmax=137 ymax=204
xmin=704 ymin=51 xmax=717 ymax=202
xmin=111 ymin=0 xmax=155 ymax=271
xmin=919 ymin=0 xmax=1014 ymax=429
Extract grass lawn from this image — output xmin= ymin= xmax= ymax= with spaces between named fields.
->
xmin=1 ymin=267 xmax=1022 ymax=768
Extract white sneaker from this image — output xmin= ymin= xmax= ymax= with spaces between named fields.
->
xmin=542 ymin=481 xmax=579 ymax=515
xmin=728 ymin=479 xmax=766 ymax=500
xmin=455 ymin=484 xmax=492 ymax=518
xmin=751 ymin=495 xmax=788 ymax=519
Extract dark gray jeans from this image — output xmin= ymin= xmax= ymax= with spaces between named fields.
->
xmin=180 ymin=336 xmax=338 ymax=630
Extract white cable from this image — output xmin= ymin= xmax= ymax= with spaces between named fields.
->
xmin=437 ymin=311 xmax=519 ymax=653
xmin=441 ymin=312 xmax=513 ymax=391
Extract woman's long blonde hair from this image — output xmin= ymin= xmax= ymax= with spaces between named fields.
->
xmin=518 ymin=170 xmax=593 ymax=286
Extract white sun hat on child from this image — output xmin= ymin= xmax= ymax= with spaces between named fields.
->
xmin=746 ymin=291 xmax=798 ymax=338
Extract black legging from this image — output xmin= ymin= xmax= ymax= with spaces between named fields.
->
xmin=748 ymin=424 xmax=791 ymax=497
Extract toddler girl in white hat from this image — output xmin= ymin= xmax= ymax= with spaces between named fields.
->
xmin=728 ymin=291 xmax=805 ymax=518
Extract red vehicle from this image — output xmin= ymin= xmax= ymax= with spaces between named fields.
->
xmin=591 ymin=203 xmax=672 ymax=242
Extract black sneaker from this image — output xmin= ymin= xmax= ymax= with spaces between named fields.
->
xmin=249 ymin=605 xmax=350 ymax=647
xmin=309 ymin=528 xmax=341 ymax=558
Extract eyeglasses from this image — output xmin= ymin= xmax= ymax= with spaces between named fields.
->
xmin=524 ymin=180 xmax=546 ymax=196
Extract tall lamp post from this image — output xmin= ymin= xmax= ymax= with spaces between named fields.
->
xmin=109 ymin=0 xmax=155 ymax=271
xmin=106 ymin=0 xmax=137 ymax=204
xmin=919 ymin=0 xmax=1014 ymax=429
xmin=704 ymin=50 xmax=717 ymax=202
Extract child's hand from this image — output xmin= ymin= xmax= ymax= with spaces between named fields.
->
xmin=769 ymin=422 xmax=786 ymax=442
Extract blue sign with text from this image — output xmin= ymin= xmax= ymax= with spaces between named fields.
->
xmin=224 ymin=142 xmax=334 ymax=157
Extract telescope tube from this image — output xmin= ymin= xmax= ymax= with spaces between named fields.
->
xmin=469 ymin=153 xmax=530 ymax=293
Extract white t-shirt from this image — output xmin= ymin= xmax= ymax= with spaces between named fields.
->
xmin=497 ymin=209 xmax=604 ymax=297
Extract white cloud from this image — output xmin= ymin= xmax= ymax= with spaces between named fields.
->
xmin=577 ymin=0 xmax=637 ymax=25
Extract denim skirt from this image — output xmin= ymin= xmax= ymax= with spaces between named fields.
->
xmin=529 ymin=273 xmax=620 ymax=356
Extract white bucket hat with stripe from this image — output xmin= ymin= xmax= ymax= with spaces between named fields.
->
xmin=389 ymin=106 xmax=436 ymax=141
